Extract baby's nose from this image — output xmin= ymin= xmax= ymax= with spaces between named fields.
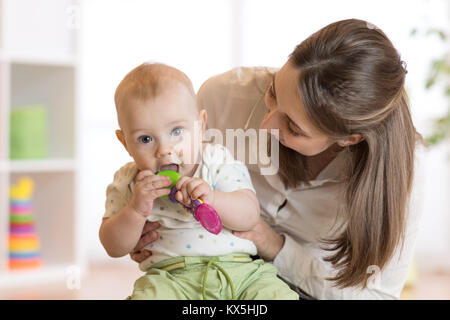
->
xmin=156 ymin=143 xmax=174 ymax=158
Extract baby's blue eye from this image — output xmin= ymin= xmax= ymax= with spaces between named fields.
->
xmin=139 ymin=135 xmax=152 ymax=144
xmin=171 ymin=127 xmax=183 ymax=136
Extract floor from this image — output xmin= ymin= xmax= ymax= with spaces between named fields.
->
xmin=1 ymin=262 xmax=143 ymax=300
xmin=400 ymin=270 xmax=450 ymax=300
xmin=1 ymin=262 xmax=450 ymax=300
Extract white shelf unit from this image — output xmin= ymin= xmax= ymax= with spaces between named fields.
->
xmin=0 ymin=0 xmax=83 ymax=290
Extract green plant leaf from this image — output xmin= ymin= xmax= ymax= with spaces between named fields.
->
xmin=425 ymin=109 xmax=450 ymax=145
xmin=426 ymin=28 xmax=447 ymax=41
xmin=445 ymin=86 xmax=450 ymax=97
xmin=412 ymin=26 xmax=450 ymax=146
xmin=425 ymin=77 xmax=436 ymax=89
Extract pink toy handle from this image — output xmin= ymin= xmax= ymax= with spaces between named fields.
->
xmin=169 ymin=187 xmax=222 ymax=235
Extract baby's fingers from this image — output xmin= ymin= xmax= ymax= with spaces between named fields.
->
xmin=175 ymin=177 xmax=191 ymax=206
xmin=139 ymin=175 xmax=171 ymax=191
xmin=175 ymin=176 xmax=190 ymax=191
xmin=147 ymin=187 xmax=171 ymax=200
xmin=190 ymin=183 xmax=210 ymax=200
xmin=135 ymin=169 xmax=155 ymax=182
xmin=185 ymin=179 xmax=204 ymax=197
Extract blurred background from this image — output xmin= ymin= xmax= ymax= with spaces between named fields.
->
xmin=0 ymin=0 xmax=449 ymax=299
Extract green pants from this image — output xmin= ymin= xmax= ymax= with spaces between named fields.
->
xmin=127 ymin=254 xmax=299 ymax=300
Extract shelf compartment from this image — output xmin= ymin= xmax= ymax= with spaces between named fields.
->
xmin=10 ymin=63 xmax=75 ymax=159
xmin=7 ymin=172 xmax=76 ymax=271
xmin=0 ymin=61 xmax=9 ymax=161
xmin=0 ymin=173 xmax=8 ymax=271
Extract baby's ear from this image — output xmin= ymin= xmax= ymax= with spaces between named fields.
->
xmin=116 ymin=130 xmax=129 ymax=153
xmin=198 ymin=109 xmax=207 ymax=132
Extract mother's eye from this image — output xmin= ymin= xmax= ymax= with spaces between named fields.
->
xmin=138 ymin=135 xmax=153 ymax=143
xmin=283 ymin=115 xmax=305 ymax=137
xmin=287 ymin=124 xmax=301 ymax=137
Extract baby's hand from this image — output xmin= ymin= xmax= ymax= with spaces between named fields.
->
xmin=175 ymin=177 xmax=215 ymax=207
xmin=130 ymin=170 xmax=172 ymax=217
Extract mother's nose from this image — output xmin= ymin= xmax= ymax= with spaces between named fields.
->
xmin=260 ymin=108 xmax=281 ymax=135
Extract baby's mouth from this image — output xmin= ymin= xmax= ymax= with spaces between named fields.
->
xmin=157 ymin=163 xmax=179 ymax=173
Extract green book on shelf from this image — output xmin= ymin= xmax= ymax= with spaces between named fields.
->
xmin=10 ymin=105 xmax=48 ymax=159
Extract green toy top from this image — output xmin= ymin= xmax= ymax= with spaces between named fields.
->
xmin=157 ymin=170 xmax=181 ymax=198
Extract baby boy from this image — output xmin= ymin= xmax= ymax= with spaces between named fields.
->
xmin=99 ymin=62 xmax=298 ymax=300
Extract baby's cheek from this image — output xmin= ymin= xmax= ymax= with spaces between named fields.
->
xmin=177 ymin=143 xmax=198 ymax=165
xmin=133 ymin=153 xmax=156 ymax=171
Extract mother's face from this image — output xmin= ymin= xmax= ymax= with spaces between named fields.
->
xmin=260 ymin=61 xmax=335 ymax=156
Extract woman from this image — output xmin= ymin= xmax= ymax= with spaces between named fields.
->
xmin=129 ymin=19 xmax=422 ymax=299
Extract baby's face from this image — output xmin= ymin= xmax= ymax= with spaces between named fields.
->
xmin=117 ymin=82 xmax=205 ymax=177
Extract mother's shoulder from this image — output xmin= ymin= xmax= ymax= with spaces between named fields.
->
xmin=198 ymin=66 xmax=278 ymax=98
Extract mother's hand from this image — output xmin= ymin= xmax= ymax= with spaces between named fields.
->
xmin=130 ymin=220 xmax=160 ymax=263
xmin=233 ymin=217 xmax=285 ymax=262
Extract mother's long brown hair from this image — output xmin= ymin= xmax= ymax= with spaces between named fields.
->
xmin=287 ymin=19 xmax=418 ymax=288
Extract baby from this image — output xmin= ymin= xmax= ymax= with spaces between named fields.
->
xmin=99 ymin=62 xmax=298 ymax=300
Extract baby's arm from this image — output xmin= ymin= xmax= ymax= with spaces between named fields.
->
xmin=99 ymin=171 xmax=171 ymax=257
xmin=175 ymin=177 xmax=260 ymax=231
xmin=99 ymin=206 xmax=148 ymax=258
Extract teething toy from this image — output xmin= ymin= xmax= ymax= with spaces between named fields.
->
xmin=157 ymin=170 xmax=222 ymax=235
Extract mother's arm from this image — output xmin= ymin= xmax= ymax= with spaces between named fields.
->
xmin=233 ymin=217 xmax=419 ymax=300
xmin=129 ymin=220 xmax=160 ymax=263
xmin=232 ymin=217 xmax=285 ymax=261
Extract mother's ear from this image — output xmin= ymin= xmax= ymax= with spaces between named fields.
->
xmin=337 ymin=133 xmax=364 ymax=147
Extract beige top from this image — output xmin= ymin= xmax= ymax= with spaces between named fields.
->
xmin=197 ymin=66 xmax=423 ymax=299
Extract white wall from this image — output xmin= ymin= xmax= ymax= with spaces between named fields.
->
xmin=79 ymin=0 xmax=450 ymax=270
